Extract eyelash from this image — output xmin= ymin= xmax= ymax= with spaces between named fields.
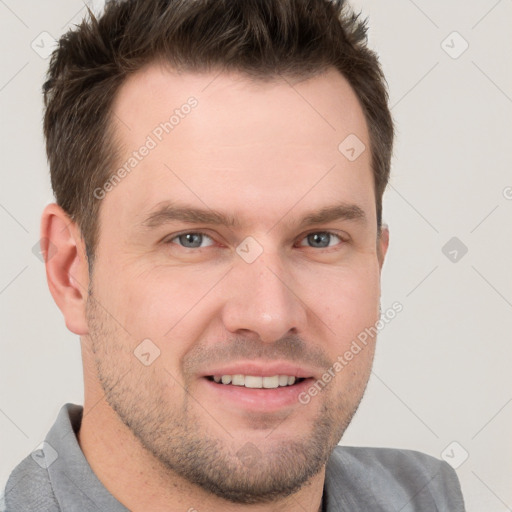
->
xmin=165 ymin=230 xmax=348 ymax=251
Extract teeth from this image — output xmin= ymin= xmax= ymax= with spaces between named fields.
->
xmin=279 ymin=375 xmax=289 ymax=386
xmin=245 ymin=376 xmax=263 ymax=388
xmin=232 ymin=374 xmax=245 ymax=386
xmin=211 ymin=374 xmax=301 ymax=388
xmin=263 ymin=376 xmax=279 ymax=388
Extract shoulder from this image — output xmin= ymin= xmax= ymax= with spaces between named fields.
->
xmin=2 ymin=452 xmax=60 ymax=512
xmin=325 ymin=446 xmax=465 ymax=511
xmin=330 ymin=445 xmax=456 ymax=477
xmin=1 ymin=403 xmax=82 ymax=512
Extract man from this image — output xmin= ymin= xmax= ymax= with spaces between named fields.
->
xmin=3 ymin=0 xmax=465 ymax=510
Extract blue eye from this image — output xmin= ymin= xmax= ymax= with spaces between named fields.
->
xmin=166 ymin=230 xmax=345 ymax=251
xmin=169 ymin=232 xmax=215 ymax=249
xmin=298 ymin=232 xmax=343 ymax=249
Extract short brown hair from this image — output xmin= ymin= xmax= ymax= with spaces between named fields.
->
xmin=43 ymin=0 xmax=394 ymax=266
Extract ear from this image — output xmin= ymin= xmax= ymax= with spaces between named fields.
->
xmin=40 ymin=203 xmax=90 ymax=335
xmin=377 ymin=223 xmax=389 ymax=272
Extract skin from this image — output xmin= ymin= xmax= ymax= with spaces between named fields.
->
xmin=42 ymin=63 xmax=389 ymax=512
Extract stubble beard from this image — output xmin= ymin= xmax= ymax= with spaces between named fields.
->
xmin=85 ymin=293 xmax=372 ymax=504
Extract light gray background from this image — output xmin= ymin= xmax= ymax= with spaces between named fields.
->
xmin=1 ymin=1 xmax=511 ymax=511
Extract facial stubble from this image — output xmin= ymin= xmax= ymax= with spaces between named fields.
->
xmin=84 ymin=290 xmax=373 ymax=504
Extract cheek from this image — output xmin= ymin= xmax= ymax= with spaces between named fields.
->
xmin=93 ymin=263 xmax=221 ymax=363
xmin=91 ymin=246 xmax=381 ymax=364
xmin=297 ymin=259 xmax=381 ymax=333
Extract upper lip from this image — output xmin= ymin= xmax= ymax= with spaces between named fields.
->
xmin=200 ymin=360 xmax=318 ymax=379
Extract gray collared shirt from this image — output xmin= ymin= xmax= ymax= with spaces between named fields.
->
xmin=2 ymin=403 xmax=465 ymax=511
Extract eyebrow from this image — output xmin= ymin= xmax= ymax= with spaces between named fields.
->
xmin=141 ymin=202 xmax=239 ymax=229
xmin=296 ymin=203 xmax=367 ymax=229
xmin=140 ymin=200 xmax=367 ymax=231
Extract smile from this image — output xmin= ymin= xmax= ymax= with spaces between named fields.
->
xmin=207 ymin=375 xmax=306 ymax=388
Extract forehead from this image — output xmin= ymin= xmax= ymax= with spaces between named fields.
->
xmin=104 ymin=63 xmax=374 ymax=230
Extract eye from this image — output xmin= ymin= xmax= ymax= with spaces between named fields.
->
xmin=297 ymin=231 xmax=345 ymax=249
xmin=167 ymin=232 xmax=215 ymax=249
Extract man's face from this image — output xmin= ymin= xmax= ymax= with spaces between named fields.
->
xmin=84 ymin=64 xmax=387 ymax=503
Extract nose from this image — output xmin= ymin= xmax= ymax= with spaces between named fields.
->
xmin=220 ymin=248 xmax=308 ymax=343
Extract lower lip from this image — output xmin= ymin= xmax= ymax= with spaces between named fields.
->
xmin=200 ymin=377 xmax=314 ymax=412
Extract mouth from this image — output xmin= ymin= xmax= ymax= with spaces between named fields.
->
xmin=200 ymin=372 xmax=315 ymax=413
xmin=198 ymin=361 xmax=319 ymax=412
xmin=206 ymin=374 xmax=307 ymax=388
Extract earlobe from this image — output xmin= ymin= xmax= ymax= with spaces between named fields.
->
xmin=377 ymin=224 xmax=389 ymax=271
xmin=41 ymin=203 xmax=90 ymax=335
